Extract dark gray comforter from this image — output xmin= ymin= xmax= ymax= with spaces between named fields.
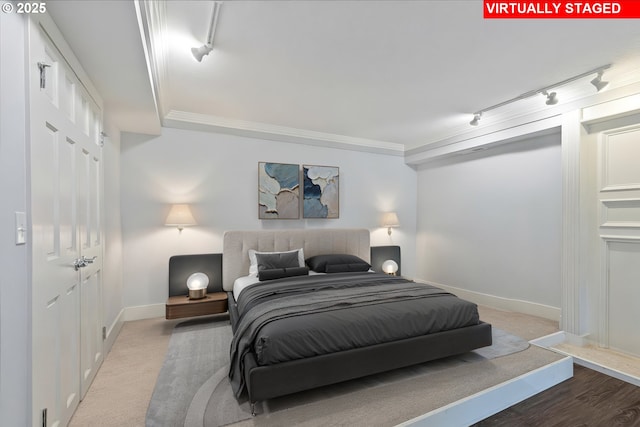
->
xmin=229 ymin=272 xmax=480 ymax=397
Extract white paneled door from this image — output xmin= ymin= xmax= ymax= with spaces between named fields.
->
xmin=597 ymin=124 xmax=640 ymax=357
xmin=29 ymin=18 xmax=104 ymax=427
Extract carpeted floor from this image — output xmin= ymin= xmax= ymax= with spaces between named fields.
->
xmin=68 ymin=316 xmax=182 ymax=427
xmin=69 ymin=306 xmax=559 ymax=427
xmin=147 ymin=319 xmax=557 ymax=427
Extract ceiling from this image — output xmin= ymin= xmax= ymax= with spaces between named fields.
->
xmin=47 ymin=1 xmax=640 ymax=153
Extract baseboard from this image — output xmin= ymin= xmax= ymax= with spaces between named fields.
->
xmin=122 ymin=303 xmax=165 ymax=322
xmin=104 ymin=309 xmax=125 ymax=354
xmin=398 ymin=356 xmax=573 ymax=427
xmin=102 ymin=304 xmax=165 ymax=355
xmin=415 ymin=279 xmax=561 ymax=321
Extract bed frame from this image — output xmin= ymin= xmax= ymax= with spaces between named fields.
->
xmin=223 ymin=229 xmax=492 ymax=411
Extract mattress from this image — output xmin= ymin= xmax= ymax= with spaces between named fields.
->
xmin=229 ymin=272 xmax=480 ymax=397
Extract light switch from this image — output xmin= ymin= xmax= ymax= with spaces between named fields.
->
xmin=15 ymin=212 xmax=26 ymax=245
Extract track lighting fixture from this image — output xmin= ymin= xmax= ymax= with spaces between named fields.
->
xmin=191 ymin=45 xmax=213 ymax=62
xmin=543 ymin=91 xmax=558 ymax=105
xmin=590 ymin=71 xmax=609 ymax=92
xmin=191 ymin=2 xmax=222 ymax=62
xmin=469 ymin=64 xmax=611 ymax=126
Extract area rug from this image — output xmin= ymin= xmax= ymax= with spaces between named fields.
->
xmin=146 ymin=318 xmax=233 ymax=427
xmin=146 ymin=318 xmax=539 ymax=427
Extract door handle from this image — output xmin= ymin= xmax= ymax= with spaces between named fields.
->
xmin=73 ymin=256 xmax=97 ymax=271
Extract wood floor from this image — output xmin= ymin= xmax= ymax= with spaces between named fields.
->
xmin=474 ymin=364 xmax=640 ymax=426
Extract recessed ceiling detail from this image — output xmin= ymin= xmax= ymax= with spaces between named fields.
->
xmin=48 ymin=1 xmax=640 ymax=152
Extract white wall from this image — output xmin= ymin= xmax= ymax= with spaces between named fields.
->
xmin=0 ymin=11 xmax=30 ymax=427
xmin=120 ymin=127 xmax=416 ymax=311
xmin=416 ymin=133 xmax=562 ymax=317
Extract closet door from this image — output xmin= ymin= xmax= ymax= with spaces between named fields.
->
xmin=77 ymin=125 xmax=104 ymax=398
xmin=29 ymin=16 xmax=104 ymax=427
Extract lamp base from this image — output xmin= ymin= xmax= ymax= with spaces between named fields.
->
xmin=188 ymin=288 xmax=207 ymax=300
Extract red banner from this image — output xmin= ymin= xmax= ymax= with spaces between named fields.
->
xmin=484 ymin=1 xmax=640 ymax=18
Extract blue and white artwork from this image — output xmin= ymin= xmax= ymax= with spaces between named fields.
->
xmin=259 ymin=162 xmax=300 ymax=219
xmin=303 ymin=165 xmax=339 ymax=218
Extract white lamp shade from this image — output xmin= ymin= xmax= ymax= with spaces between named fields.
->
xmin=165 ymin=204 xmax=197 ymax=228
xmin=382 ymin=260 xmax=398 ymax=274
xmin=187 ymin=272 xmax=209 ymax=290
xmin=381 ymin=212 xmax=399 ymax=228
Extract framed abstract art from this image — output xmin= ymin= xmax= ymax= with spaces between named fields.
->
xmin=258 ymin=162 xmax=300 ymax=219
xmin=303 ymin=165 xmax=339 ymax=218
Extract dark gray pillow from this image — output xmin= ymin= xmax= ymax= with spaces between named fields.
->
xmin=255 ymin=251 xmax=300 ymax=271
xmin=325 ymin=263 xmax=372 ymax=273
xmin=305 ymin=254 xmax=371 ymax=273
xmin=258 ymin=266 xmax=310 ymax=281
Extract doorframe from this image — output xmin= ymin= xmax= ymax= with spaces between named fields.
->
xmin=560 ymin=91 xmax=640 ymax=337
xmin=0 ymin=10 xmax=31 ymax=427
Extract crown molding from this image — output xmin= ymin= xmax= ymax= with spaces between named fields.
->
xmin=134 ymin=0 xmax=169 ymax=120
xmin=406 ymin=80 xmax=640 ymax=166
xmin=406 ymin=116 xmax=563 ymax=167
xmin=163 ymin=110 xmax=406 ymax=156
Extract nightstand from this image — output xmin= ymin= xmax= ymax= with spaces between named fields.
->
xmin=370 ymin=245 xmax=401 ymax=276
xmin=165 ymin=292 xmax=228 ymax=319
xmin=166 ymin=253 xmax=226 ymax=320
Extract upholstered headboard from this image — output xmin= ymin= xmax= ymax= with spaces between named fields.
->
xmin=222 ymin=228 xmax=370 ymax=291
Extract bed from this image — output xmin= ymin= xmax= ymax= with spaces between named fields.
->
xmin=223 ymin=228 xmax=492 ymax=413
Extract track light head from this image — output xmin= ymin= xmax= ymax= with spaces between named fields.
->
xmin=469 ymin=113 xmax=482 ymax=126
xmin=191 ymin=44 xmax=213 ymax=62
xmin=543 ymin=91 xmax=558 ymax=105
xmin=191 ymin=2 xmax=222 ymax=63
xmin=590 ymin=71 xmax=609 ymax=92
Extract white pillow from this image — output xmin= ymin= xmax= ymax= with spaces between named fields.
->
xmin=248 ymin=248 xmax=305 ymax=276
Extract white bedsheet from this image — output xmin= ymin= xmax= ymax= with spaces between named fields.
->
xmin=233 ymin=271 xmax=329 ymax=301
xmin=232 ymin=275 xmax=260 ymax=301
